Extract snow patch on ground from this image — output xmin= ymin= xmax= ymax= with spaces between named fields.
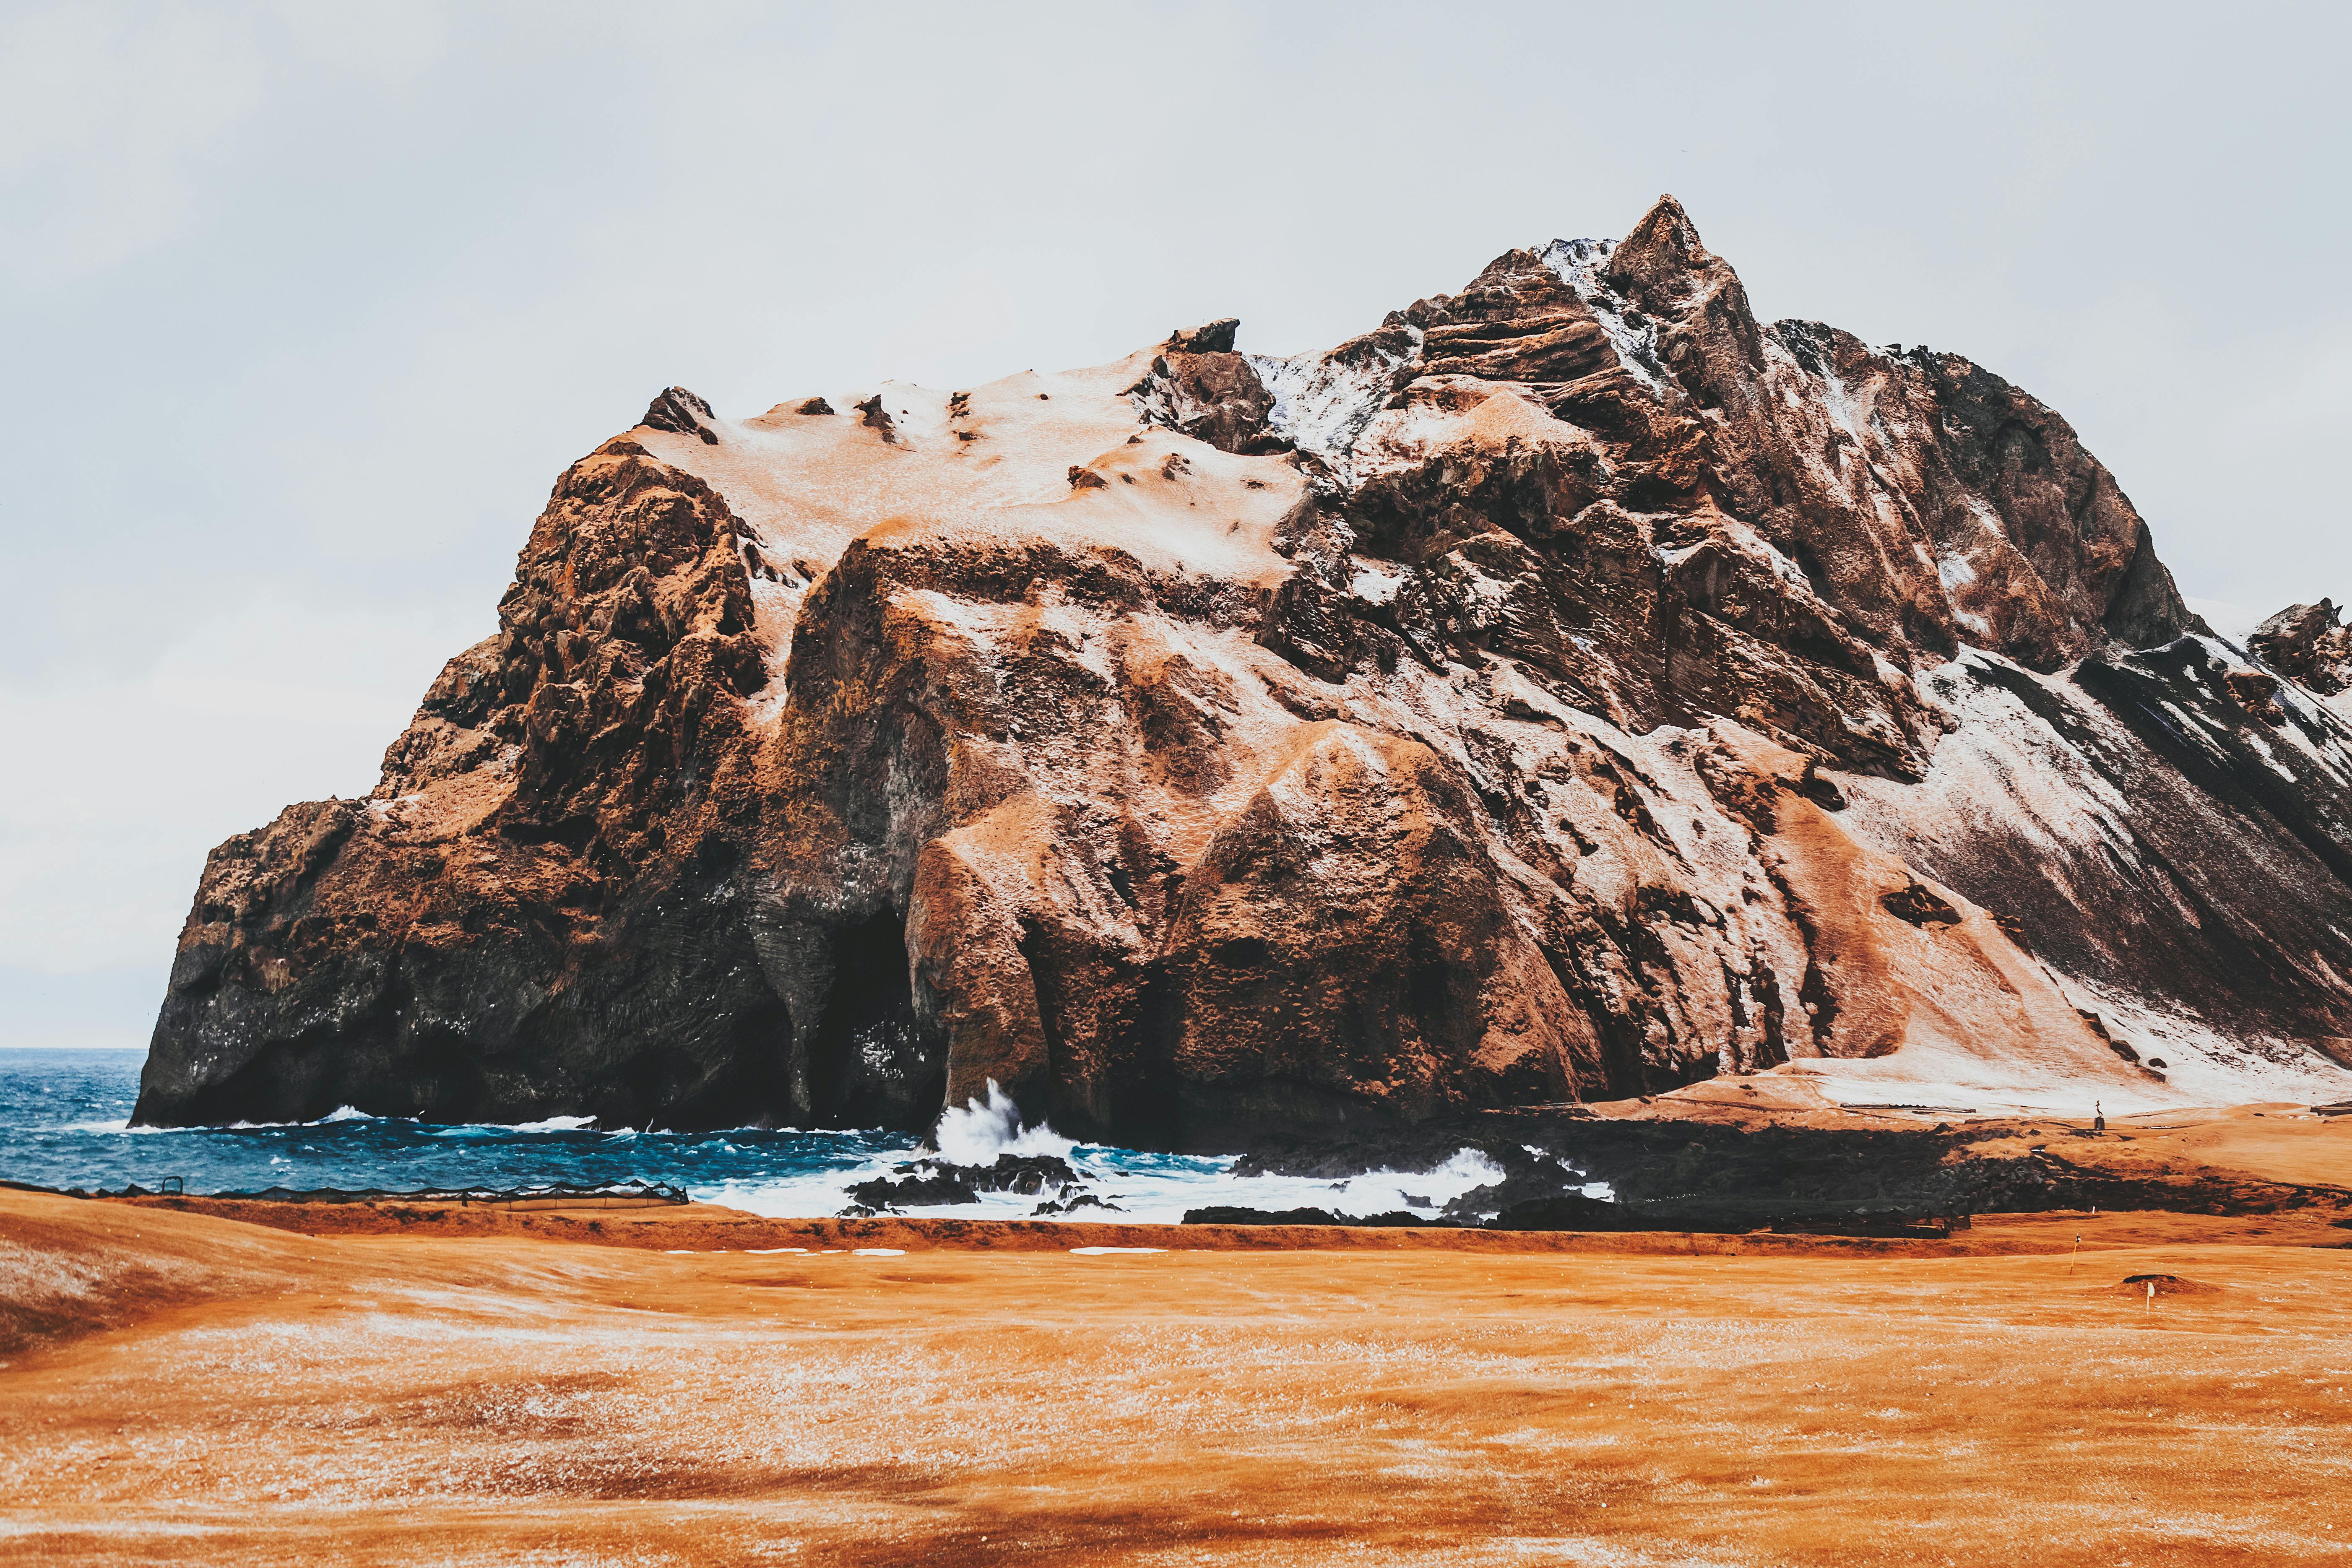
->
xmin=2059 ymin=980 xmax=2352 ymax=1107
xmin=1349 ymin=562 xmax=1405 ymax=605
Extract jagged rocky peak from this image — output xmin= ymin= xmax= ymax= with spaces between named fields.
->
xmin=135 ymin=196 xmax=2352 ymax=1142
xmin=1159 ymin=196 xmax=2199 ymax=783
xmin=642 ymin=385 xmax=721 ymax=445
xmin=2251 ymin=599 xmax=2352 ymax=697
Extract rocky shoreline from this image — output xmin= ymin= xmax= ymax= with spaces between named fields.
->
xmin=819 ymin=1105 xmax=2352 ymax=1234
xmin=1211 ymin=1111 xmax=2352 ymax=1231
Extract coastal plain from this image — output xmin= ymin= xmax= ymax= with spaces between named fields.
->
xmin=5 ymin=1108 xmax=2351 ymax=1567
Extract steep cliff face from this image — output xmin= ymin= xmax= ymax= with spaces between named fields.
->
xmin=136 ymin=197 xmax=2352 ymax=1139
xmin=139 ymin=438 xmax=786 ymax=1127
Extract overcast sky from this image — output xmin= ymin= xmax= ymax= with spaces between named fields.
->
xmin=6 ymin=0 xmax=2350 ymax=1048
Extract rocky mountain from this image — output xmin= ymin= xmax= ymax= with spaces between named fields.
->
xmin=135 ymin=196 xmax=2352 ymax=1142
xmin=2250 ymin=600 xmax=2352 ymax=708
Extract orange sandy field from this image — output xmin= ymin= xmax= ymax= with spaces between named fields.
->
xmin=3 ymin=1111 xmax=2351 ymax=1566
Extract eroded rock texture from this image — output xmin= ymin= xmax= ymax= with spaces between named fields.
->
xmin=138 ymin=197 xmax=2352 ymax=1139
xmin=2250 ymin=600 xmax=2352 ymax=699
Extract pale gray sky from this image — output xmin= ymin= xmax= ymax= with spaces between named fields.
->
xmin=6 ymin=0 xmax=2349 ymax=1046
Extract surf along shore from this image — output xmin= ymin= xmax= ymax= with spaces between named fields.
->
xmin=4 ymin=1104 xmax=2350 ymax=1565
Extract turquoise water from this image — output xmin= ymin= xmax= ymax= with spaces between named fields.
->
xmin=0 ymin=1047 xmax=915 ymax=1202
xmin=0 ymin=1049 xmax=1509 ymax=1221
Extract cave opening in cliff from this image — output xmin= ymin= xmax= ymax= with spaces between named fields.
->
xmin=807 ymin=906 xmax=942 ymax=1132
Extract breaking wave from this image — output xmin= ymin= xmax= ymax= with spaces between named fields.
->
xmin=930 ymin=1080 xmax=1075 ymax=1165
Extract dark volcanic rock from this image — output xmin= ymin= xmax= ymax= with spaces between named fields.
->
xmin=1486 ymin=1193 xmax=1628 ymax=1230
xmin=1437 ymin=1147 xmax=1590 ymax=1224
xmin=137 ymin=196 xmax=2352 ymax=1136
xmin=1184 ymin=1206 xmax=1345 ymax=1226
xmin=952 ymin=1154 xmax=1082 ymax=1195
xmin=845 ymin=1168 xmax=979 ymax=1209
xmin=1033 ymin=1191 xmax=1123 ymax=1215
xmin=1181 ymin=1206 xmax=1447 ymax=1227
xmin=845 ymin=1152 xmax=1086 ymax=1211
xmin=846 ymin=1152 xmax=1082 ymax=1213
xmin=1238 ymin=1113 xmax=2351 ymax=1230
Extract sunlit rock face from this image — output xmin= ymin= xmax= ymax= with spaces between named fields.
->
xmin=135 ymin=197 xmax=2352 ymax=1143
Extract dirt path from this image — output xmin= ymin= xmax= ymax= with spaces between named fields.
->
xmin=5 ymin=1188 xmax=2351 ymax=1565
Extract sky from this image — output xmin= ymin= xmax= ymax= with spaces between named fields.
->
xmin=5 ymin=0 xmax=2351 ymax=1048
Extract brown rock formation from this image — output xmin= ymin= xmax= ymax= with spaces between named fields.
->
xmin=2250 ymin=600 xmax=2352 ymax=695
xmin=136 ymin=198 xmax=2352 ymax=1140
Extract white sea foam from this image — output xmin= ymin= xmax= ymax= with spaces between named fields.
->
xmin=706 ymin=1142 xmax=1532 ymax=1226
xmin=852 ymin=1248 xmax=905 ymax=1256
xmin=208 ymin=1106 xmax=428 ymax=1130
xmin=507 ymin=1115 xmax=598 ymax=1133
xmin=930 ymin=1079 xmax=1076 ymax=1164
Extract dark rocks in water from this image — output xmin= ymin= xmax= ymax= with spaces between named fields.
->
xmin=1033 ymin=1192 xmax=1123 ymax=1216
xmin=849 ymin=1152 xmax=1086 ymax=1212
xmin=844 ymin=1168 xmax=979 ymax=1209
xmin=1438 ymin=1148 xmax=1590 ymax=1225
xmin=950 ymin=1153 xmax=1082 ymax=1195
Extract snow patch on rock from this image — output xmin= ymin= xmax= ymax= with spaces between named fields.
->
xmin=1248 ymin=333 xmax=1418 ymax=482
xmin=1540 ymin=238 xmax=1669 ymax=393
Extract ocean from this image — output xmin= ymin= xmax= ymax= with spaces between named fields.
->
xmin=0 ymin=1048 xmax=1516 ymax=1222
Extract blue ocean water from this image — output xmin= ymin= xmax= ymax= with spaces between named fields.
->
xmin=0 ymin=1049 xmax=1513 ymax=1222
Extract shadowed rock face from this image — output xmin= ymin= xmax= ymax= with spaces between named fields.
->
xmin=137 ymin=197 xmax=2352 ymax=1142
